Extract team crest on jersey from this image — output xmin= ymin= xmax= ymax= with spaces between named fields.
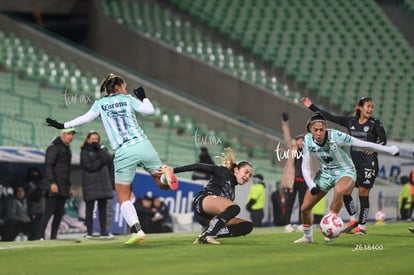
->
xmin=329 ymin=142 xmax=337 ymax=151
xmin=363 ymin=126 xmax=370 ymax=132
xmin=310 ymin=147 xmax=318 ymax=153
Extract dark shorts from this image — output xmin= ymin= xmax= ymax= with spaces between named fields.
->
xmin=355 ymin=167 xmax=377 ymax=189
xmin=193 ymin=190 xmax=215 ymax=226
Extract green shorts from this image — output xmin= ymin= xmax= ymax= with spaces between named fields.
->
xmin=113 ymin=139 xmax=162 ymax=184
xmin=314 ymin=169 xmax=356 ymax=192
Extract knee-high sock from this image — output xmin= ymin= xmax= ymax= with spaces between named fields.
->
xmin=343 ymin=195 xmax=356 ymax=217
xmin=204 ymin=205 xmax=240 ymax=236
xmin=359 ymin=196 xmax=369 ymax=225
xmin=216 ymin=221 xmax=253 ymax=238
xmin=120 ymin=201 xmax=141 ymax=232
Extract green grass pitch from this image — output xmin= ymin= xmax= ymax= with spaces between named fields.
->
xmin=0 ymin=222 xmax=413 ymax=275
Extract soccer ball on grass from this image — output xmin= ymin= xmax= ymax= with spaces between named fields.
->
xmin=319 ymin=214 xmax=344 ymax=239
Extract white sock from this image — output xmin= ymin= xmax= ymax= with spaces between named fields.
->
xmin=303 ymin=225 xmax=313 ymax=238
xmin=120 ymin=201 xmax=140 ymax=227
xmin=350 ymin=215 xmax=357 ymax=221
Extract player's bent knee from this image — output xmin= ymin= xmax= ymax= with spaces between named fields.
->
xmin=240 ymin=221 xmax=253 ymax=236
xmin=228 ymin=221 xmax=253 ymax=237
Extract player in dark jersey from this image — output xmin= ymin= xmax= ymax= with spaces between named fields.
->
xmin=302 ymin=96 xmax=387 ymax=234
xmin=173 ymin=148 xmax=254 ymax=244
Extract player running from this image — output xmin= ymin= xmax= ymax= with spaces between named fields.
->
xmin=302 ymin=96 xmax=387 ymax=234
xmin=294 ymin=113 xmax=399 ymax=243
xmin=45 ymin=73 xmax=178 ymax=244
xmin=173 ymin=148 xmax=254 ymax=244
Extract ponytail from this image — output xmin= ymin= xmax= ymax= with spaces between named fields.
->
xmin=215 ymin=147 xmax=252 ymax=172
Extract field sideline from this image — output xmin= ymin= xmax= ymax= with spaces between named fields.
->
xmin=0 ymin=222 xmax=413 ymax=275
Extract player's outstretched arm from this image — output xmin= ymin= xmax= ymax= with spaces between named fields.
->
xmin=351 ymin=137 xmax=399 ymax=156
xmin=174 ymin=163 xmax=215 ymax=174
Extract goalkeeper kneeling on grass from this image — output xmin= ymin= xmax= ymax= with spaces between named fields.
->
xmin=173 ymin=148 xmax=254 ymax=244
xmin=295 ymin=112 xmax=399 ymax=243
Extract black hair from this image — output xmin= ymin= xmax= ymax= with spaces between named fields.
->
xmin=81 ymin=130 xmax=100 ymax=149
xmin=100 ymin=73 xmax=125 ymax=94
xmin=231 ymin=160 xmax=253 ymax=172
xmin=305 ymin=112 xmax=327 ymax=132
xmin=354 ymin=97 xmax=372 ymax=118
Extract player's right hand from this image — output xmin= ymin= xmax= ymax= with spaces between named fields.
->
xmin=301 ymin=97 xmax=312 ymax=108
xmin=133 ymin=87 xmax=146 ymax=101
xmin=46 ymin=118 xmax=64 ymax=129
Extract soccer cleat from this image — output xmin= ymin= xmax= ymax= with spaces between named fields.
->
xmin=284 ymin=224 xmax=295 ymax=233
xmin=100 ymin=233 xmax=114 ymax=239
xmin=343 ymin=220 xmax=358 ymax=234
xmin=294 ymin=236 xmax=313 ymax=243
xmin=193 ymin=234 xmax=220 ymax=245
xmin=284 ymin=224 xmax=294 ymax=233
xmin=408 ymin=227 xmax=414 ymax=233
xmin=161 ymin=165 xmax=179 ymax=190
xmin=324 ymin=236 xmax=332 ymax=242
xmin=124 ymin=230 xmax=146 ymax=244
xmin=351 ymin=227 xmax=366 ymax=235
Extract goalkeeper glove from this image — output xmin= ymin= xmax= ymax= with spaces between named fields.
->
xmin=310 ymin=185 xmax=320 ymax=195
xmin=281 ymin=112 xmax=289 ymax=121
xmin=46 ymin=118 xmax=64 ymax=129
xmin=133 ymin=87 xmax=146 ymax=101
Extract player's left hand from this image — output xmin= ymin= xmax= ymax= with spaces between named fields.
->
xmin=310 ymin=185 xmax=320 ymax=195
xmin=389 ymin=145 xmax=399 ymax=156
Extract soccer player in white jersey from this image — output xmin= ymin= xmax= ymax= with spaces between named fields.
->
xmin=294 ymin=113 xmax=399 ymax=243
xmin=45 ymin=73 xmax=178 ymax=244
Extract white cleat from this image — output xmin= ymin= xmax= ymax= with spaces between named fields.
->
xmin=284 ymin=224 xmax=295 ymax=233
xmin=194 ymin=234 xmax=220 ymax=244
xmin=294 ymin=236 xmax=313 ymax=243
xmin=324 ymin=236 xmax=332 ymax=242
